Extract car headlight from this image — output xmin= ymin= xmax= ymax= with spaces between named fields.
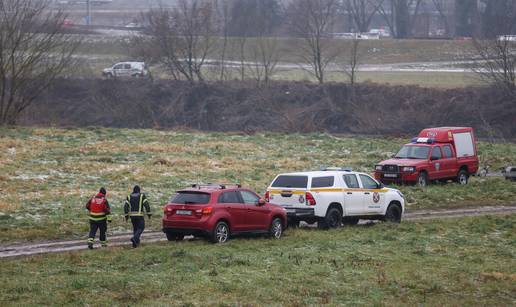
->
xmin=375 ymin=165 xmax=383 ymax=171
xmin=402 ymin=166 xmax=415 ymax=172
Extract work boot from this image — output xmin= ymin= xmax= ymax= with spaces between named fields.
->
xmin=87 ymin=238 xmax=94 ymax=250
xmin=100 ymin=241 xmax=107 ymax=248
xmin=130 ymin=238 xmax=137 ymax=248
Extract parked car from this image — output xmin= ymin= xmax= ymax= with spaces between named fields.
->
xmin=162 ymin=184 xmax=287 ymax=243
xmin=503 ymin=166 xmax=516 ymax=181
xmin=374 ymin=127 xmax=479 ymax=187
xmin=102 ymin=62 xmax=148 ymax=78
xmin=265 ymin=168 xmax=405 ymax=229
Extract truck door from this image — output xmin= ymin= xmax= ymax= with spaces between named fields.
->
xmin=359 ymin=174 xmax=385 ymax=214
xmin=429 ymin=146 xmax=444 ymax=180
xmin=342 ymin=174 xmax=364 ymax=215
xmin=440 ymin=144 xmax=458 ymax=178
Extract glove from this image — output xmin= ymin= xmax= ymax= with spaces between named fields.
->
xmin=147 ymin=214 xmax=152 ymax=219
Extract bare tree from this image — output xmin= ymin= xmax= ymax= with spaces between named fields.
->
xmin=472 ymin=38 xmax=516 ymax=96
xmin=377 ymin=0 xmax=423 ymax=38
xmin=288 ymin=0 xmax=340 ymax=84
xmin=0 ymin=0 xmax=79 ymax=125
xmin=344 ymin=0 xmax=384 ymax=33
xmin=214 ymin=0 xmax=232 ymax=81
xmin=248 ymin=36 xmax=280 ymax=87
xmin=143 ymin=0 xmax=216 ymax=82
xmin=342 ymin=39 xmax=361 ymax=86
xmin=431 ymin=0 xmax=451 ymax=36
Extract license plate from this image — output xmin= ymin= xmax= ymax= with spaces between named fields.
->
xmin=384 ymin=173 xmax=398 ymax=178
xmin=176 ymin=210 xmax=192 ymax=216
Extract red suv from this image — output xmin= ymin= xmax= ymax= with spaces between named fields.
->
xmin=162 ymin=184 xmax=288 ymax=243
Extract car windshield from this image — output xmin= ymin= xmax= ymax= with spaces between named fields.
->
xmin=395 ymin=145 xmax=430 ymax=159
xmin=171 ymin=192 xmax=210 ymax=204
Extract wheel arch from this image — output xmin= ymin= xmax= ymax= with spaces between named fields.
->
xmin=271 ymin=214 xmax=287 ymax=228
xmin=328 ymin=202 xmax=343 ymax=216
xmin=384 ymin=200 xmax=402 ymax=215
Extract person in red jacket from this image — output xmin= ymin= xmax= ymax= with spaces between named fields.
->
xmin=86 ymin=187 xmax=112 ymax=249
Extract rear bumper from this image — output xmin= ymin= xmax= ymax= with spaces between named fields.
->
xmin=284 ymin=207 xmax=315 ymax=221
xmin=162 ymin=227 xmax=209 ymax=237
xmin=162 ymin=217 xmax=213 ymax=234
xmin=374 ymin=171 xmax=418 ymax=184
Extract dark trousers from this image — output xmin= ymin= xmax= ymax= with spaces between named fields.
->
xmin=130 ymin=216 xmax=145 ymax=245
xmin=89 ymin=220 xmax=107 ymax=242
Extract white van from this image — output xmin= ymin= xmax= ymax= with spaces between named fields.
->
xmin=102 ymin=62 xmax=148 ymax=78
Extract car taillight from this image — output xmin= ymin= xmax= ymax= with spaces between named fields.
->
xmin=165 ymin=206 xmax=174 ymax=213
xmin=202 ymin=207 xmax=213 ymax=216
xmin=265 ymin=191 xmax=270 ymax=202
xmin=305 ymin=192 xmax=316 ymax=206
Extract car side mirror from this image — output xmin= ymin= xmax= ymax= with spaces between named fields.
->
xmin=377 ymin=182 xmax=384 ymax=189
xmin=257 ymin=199 xmax=266 ymax=206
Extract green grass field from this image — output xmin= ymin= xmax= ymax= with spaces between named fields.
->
xmin=0 ymin=216 xmax=514 ymax=305
xmin=0 ymin=128 xmax=515 ymax=243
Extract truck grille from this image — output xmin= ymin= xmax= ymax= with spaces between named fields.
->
xmin=382 ymin=165 xmax=399 ymax=173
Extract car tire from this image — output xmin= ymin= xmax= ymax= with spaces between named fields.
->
xmin=269 ymin=218 xmax=283 ymax=239
xmin=165 ymin=232 xmax=184 ymax=241
xmin=105 ymin=73 xmax=113 ymax=79
xmin=456 ymin=169 xmax=469 ymax=185
xmin=210 ymin=221 xmax=229 ymax=244
xmin=319 ymin=207 xmax=342 ymax=229
xmin=384 ymin=204 xmax=402 ymax=223
xmin=417 ymin=172 xmax=429 ymax=187
xmin=342 ymin=217 xmax=359 ymax=226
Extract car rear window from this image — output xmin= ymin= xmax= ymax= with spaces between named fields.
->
xmin=171 ymin=192 xmax=210 ymax=204
xmin=311 ymin=176 xmax=334 ymax=188
xmin=271 ymin=175 xmax=308 ymax=188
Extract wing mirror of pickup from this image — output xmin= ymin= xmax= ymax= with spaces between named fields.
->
xmin=257 ymin=199 xmax=266 ymax=206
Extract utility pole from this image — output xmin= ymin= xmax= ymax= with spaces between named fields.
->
xmin=86 ymin=0 xmax=91 ymax=26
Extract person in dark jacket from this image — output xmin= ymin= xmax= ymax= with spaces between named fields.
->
xmin=124 ymin=185 xmax=151 ymax=248
xmin=86 ymin=187 xmax=112 ymax=249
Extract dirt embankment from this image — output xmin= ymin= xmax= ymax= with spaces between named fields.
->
xmin=21 ymin=79 xmax=516 ymax=138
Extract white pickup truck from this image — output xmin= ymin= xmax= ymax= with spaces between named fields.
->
xmin=265 ymin=168 xmax=405 ymax=229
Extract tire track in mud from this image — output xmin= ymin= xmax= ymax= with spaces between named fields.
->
xmin=1 ymin=206 xmax=515 ymax=259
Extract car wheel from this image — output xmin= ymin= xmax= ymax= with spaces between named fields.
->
xmin=384 ymin=204 xmax=402 ymax=223
xmin=342 ymin=217 xmax=359 ymax=226
xmin=320 ymin=207 xmax=342 ymax=229
xmin=456 ymin=170 xmax=469 ymax=185
xmin=105 ymin=73 xmax=113 ymax=79
xmin=210 ymin=221 xmax=229 ymax=243
xmin=417 ymin=172 xmax=429 ymax=187
xmin=165 ymin=232 xmax=184 ymax=241
xmin=269 ymin=218 xmax=283 ymax=239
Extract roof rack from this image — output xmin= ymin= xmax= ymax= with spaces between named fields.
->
xmin=190 ymin=183 xmax=242 ymax=190
xmin=321 ymin=167 xmax=353 ymax=172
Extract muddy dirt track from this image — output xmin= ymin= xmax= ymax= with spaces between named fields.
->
xmin=1 ymin=206 xmax=515 ymax=259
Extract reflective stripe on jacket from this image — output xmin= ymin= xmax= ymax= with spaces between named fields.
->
xmin=124 ymin=193 xmax=151 ymax=217
xmin=86 ymin=193 xmax=111 ymax=221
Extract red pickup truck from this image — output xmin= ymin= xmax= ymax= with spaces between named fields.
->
xmin=374 ymin=127 xmax=479 ymax=186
